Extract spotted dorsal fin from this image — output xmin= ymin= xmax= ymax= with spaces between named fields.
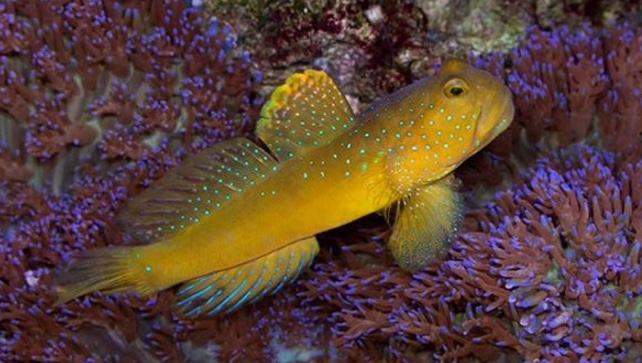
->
xmin=116 ymin=138 xmax=278 ymax=242
xmin=256 ymin=69 xmax=356 ymax=161
xmin=174 ymin=236 xmax=319 ymax=317
xmin=387 ymin=175 xmax=463 ymax=271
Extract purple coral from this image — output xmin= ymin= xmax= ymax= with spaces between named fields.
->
xmin=0 ymin=0 xmax=262 ymax=187
xmin=473 ymin=23 xmax=642 ymax=155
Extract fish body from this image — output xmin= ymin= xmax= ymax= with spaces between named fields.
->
xmin=55 ymin=59 xmax=514 ymax=316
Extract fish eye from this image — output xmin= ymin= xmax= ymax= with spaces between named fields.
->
xmin=443 ymin=78 xmax=468 ymax=98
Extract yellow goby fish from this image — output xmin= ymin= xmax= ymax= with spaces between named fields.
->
xmin=54 ymin=59 xmax=514 ymax=317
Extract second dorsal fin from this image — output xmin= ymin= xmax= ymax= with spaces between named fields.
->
xmin=256 ymin=69 xmax=356 ymax=161
xmin=116 ymin=138 xmax=278 ymax=242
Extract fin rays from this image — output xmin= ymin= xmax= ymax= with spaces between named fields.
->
xmin=387 ymin=175 xmax=463 ymax=271
xmin=116 ymin=138 xmax=278 ymax=242
xmin=256 ymin=69 xmax=356 ymax=161
xmin=175 ymin=237 xmax=319 ymax=317
xmin=54 ymin=247 xmax=152 ymax=305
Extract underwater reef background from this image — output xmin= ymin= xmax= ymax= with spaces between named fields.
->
xmin=2 ymin=0 xmax=642 ymax=361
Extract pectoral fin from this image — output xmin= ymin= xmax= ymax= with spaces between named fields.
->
xmin=174 ymin=236 xmax=319 ymax=317
xmin=387 ymin=175 xmax=463 ymax=271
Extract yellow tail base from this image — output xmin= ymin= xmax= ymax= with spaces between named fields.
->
xmin=54 ymin=247 xmax=154 ymax=305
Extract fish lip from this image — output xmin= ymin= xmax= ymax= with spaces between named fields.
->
xmin=497 ymin=94 xmax=515 ymax=132
xmin=488 ymin=94 xmax=513 ymax=137
xmin=473 ymin=94 xmax=513 ymax=150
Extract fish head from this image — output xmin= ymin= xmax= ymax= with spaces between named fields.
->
xmin=359 ymin=58 xmax=515 ymax=195
xmin=427 ymin=58 xmax=515 ymax=170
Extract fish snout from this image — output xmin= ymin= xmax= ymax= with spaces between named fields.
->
xmin=477 ymin=86 xmax=515 ymax=145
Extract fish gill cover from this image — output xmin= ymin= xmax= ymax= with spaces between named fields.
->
xmin=2 ymin=1 xmax=642 ymax=362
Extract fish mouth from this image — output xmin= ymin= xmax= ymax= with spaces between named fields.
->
xmin=494 ymin=94 xmax=515 ymax=135
xmin=472 ymin=95 xmax=514 ymax=149
xmin=482 ymin=94 xmax=514 ymax=142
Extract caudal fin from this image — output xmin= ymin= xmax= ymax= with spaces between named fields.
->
xmin=54 ymin=247 xmax=154 ymax=305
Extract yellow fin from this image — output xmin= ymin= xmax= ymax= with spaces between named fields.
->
xmin=387 ymin=175 xmax=463 ymax=271
xmin=174 ymin=237 xmax=319 ymax=317
xmin=256 ymin=69 xmax=356 ymax=161
xmin=54 ymin=246 xmax=153 ymax=305
xmin=117 ymin=138 xmax=278 ymax=242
